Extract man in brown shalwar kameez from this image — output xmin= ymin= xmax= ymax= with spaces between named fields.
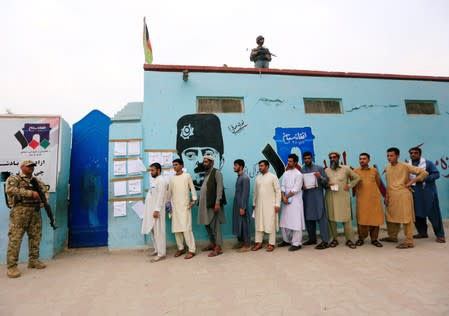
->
xmin=354 ymin=153 xmax=385 ymax=247
xmin=380 ymin=147 xmax=428 ymax=249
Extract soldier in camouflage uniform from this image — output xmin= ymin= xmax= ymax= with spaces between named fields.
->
xmin=6 ymin=160 xmax=47 ymax=278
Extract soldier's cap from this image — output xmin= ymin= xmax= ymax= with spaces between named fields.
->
xmin=203 ymin=155 xmax=215 ymax=162
xmin=20 ymin=160 xmax=36 ymax=168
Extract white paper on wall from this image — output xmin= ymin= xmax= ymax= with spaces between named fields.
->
xmin=113 ymin=160 xmax=127 ymax=176
xmin=148 ymin=152 xmax=163 ymax=165
xmin=113 ymin=201 xmax=127 ymax=217
xmin=127 ymin=141 xmax=141 ymax=156
xmin=127 ymin=159 xmax=146 ymax=174
xmin=114 ymin=142 xmax=127 ymax=156
xmin=128 ymin=179 xmax=142 ymax=195
xmin=113 ymin=181 xmax=127 ymax=196
xmin=161 ymin=152 xmax=173 ymax=167
xmin=132 ymin=201 xmax=145 ymax=219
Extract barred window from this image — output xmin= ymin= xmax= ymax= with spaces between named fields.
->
xmin=405 ymin=100 xmax=437 ymax=115
xmin=197 ymin=97 xmax=244 ymax=113
xmin=304 ymin=98 xmax=342 ymax=114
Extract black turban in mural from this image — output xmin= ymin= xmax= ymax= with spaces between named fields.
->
xmin=176 ymin=114 xmax=224 ymax=156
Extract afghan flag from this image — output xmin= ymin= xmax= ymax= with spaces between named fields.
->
xmin=143 ymin=18 xmax=153 ymax=64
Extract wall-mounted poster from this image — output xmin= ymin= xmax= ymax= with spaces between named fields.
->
xmin=0 ymin=116 xmax=60 ymax=191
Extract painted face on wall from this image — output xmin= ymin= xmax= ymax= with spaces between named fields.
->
xmin=176 ymin=114 xmax=224 ymax=190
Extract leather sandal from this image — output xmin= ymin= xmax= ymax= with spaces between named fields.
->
xmin=355 ymin=239 xmax=364 ymax=246
xmin=174 ymin=249 xmax=186 ymax=257
xmin=266 ymin=244 xmax=275 ymax=252
xmin=396 ymin=243 xmax=414 ymax=249
xmin=329 ymin=239 xmax=339 ymax=248
xmin=371 ymin=240 xmax=383 ymax=247
xmin=251 ymin=242 xmax=263 ymax=251
xmin=346 ymin=240 xmax=357 ymax=249
xmin=208 ymin=246 xmax=223 ymax=257
xmin=184 ymin=252 xmax=195 ymax=259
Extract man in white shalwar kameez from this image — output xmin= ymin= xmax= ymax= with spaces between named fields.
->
xmin=278 ymin=154 xmax=305 ymax=251
xmin=252 ymin=160 xmax=281 ymax=252
xmin=141 ymin=163 xmax=168 ymax=263
xmin=167 ymin=159 xmax=198 ymax=259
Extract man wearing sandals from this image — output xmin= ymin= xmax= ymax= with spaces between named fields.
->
xmin=252 ymin=160 xmax=281 ymax=252
xmin=277 ymin=154 xmax=305 ymax=252
xmin=167 ymin=159 xmax=197 ymax=259
xmin=325 ymin=152 xmax=360 ymax=249
xmin=381 ymin=147 xmax=428 ymax=249
xmin=141 ymin=163 xmax=168 ymax=263
xmin=408 ymin=147 xmax=446 ymax=243
xmin=353 ymin=153 xmax=385 ymax=248
xmin=198 ymin=155 xmax=226 ymax=257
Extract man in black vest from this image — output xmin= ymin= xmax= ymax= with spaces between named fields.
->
xmin=198 ymin=155 xmax=226 ymax=257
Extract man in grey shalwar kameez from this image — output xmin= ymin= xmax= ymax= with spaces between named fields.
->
xmin=301 ymin=152 xmax=330 ymax=250
xmin=198 ymin=155 xmax=226 ymax=257
xmin=232 ymin=159 xmax=251 ymax=252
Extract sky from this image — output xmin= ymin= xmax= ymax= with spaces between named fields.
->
xmin=1 ymin=0 xmax=448 ymax=125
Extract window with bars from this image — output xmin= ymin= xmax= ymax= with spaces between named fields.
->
xmin=405 ymin=100 xmax=438 ymax=115
xmin=197 ymin=97 xmax=244 ymax=113
xmin=304 ymin=98 xmax=342 ymax=114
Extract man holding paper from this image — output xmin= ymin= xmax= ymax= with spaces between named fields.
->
xmin=325 ymin=152 xmax=360 ymax=249
xmin=142 ymin=163 xmax=168 ymax=262
xmin=301 ymin=152 xmax=330 ymax=250
xmin=278 ymin=154 xmax=305 ymax=251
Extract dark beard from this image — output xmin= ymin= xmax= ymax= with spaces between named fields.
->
xmin=330 ymin=161 xmax=339 ymax=170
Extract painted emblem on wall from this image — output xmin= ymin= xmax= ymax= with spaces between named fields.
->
xmin=176 ymin=114 xmax=224 ymax=190
xmin=273 ymin=127 xmax=315 ymax=164
xmin=180 ymin=123 xmax=195 ymax=140
xmin=15 ymin=123 xmax=52 ymax=150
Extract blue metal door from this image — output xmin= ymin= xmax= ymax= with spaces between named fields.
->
xmin=69 ymin=110 xmax=110 ymax=247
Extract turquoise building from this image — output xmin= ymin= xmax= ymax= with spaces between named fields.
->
xmin=108 ymin=65 xmax=449 ymax=250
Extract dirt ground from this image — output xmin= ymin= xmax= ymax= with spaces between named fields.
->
xmin=1 ymin=225 xmax=449 ymax=316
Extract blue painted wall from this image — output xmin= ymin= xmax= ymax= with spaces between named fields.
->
xmin=0 ymin=118 xmax=71 ymax=263
xmin=107 ymin=69 xmax=449 ymax=249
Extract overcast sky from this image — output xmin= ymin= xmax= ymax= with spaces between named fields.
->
xmin=1 ymin=0 xmax=448 ymax=125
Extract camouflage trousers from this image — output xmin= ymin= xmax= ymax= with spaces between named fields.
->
xmin=7 ymin=206 xmax=42 ymax=268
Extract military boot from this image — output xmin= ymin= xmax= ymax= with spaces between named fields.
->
xmin=7 ymin=266 xmax=21 ymax=278
xmin=28 ymin=260 xmax=46 ymax=269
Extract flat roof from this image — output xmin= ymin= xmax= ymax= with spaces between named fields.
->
xmin=144 ymin=64 xmax=449 ymax=82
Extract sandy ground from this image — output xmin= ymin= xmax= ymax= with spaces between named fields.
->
xmin=1 ymin=226 xmax=449 ymax=316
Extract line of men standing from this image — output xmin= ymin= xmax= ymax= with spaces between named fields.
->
xmin=141 ymin=146 xmax=446 ymax=263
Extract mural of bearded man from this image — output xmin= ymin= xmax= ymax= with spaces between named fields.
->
xmin=176 ymin=114 xmax=224 ymax=190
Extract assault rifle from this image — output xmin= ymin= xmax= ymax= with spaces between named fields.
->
xmin=30 ymin=178 xmax=57 ymax=230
